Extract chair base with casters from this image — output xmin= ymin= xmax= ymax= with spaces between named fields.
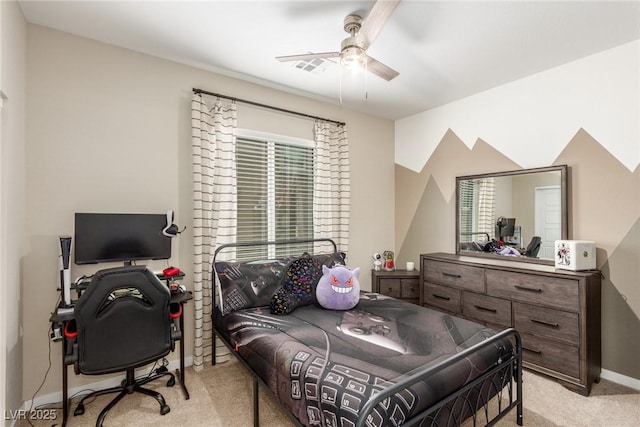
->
xmin=74 ymin=365 xmax=176 ymax=426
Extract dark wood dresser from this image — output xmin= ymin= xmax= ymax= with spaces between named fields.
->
xmin=420 ymin=252 xmax=601 ymax=396
xmin=371 ymin=269 xmax=420 ymax=305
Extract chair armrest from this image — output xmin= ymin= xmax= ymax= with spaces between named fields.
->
xmin=62 ymin=320 xmax=79 ymax=372
xmin=169 ymin=303 xmax=183 ymax=349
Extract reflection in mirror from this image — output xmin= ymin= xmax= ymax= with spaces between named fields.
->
xmin=456 ymin=165 xmax=568 ymax=264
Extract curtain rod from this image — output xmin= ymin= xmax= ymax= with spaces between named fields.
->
xmin=192 ymin=88 xmax=345 ymax=127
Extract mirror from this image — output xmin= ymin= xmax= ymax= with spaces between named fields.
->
xmin=455 ymin=165 xmax=568 ymax=264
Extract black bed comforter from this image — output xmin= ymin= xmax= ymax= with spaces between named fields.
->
xmin=214 ymin=292 xmax=512 ymax=427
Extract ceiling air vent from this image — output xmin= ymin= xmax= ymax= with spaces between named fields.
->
xmin=291 ymin=57 xmax=335 ymax=74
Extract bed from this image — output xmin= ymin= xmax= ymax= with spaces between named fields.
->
xmin=211 ymin=239 xmax=523 ymax=427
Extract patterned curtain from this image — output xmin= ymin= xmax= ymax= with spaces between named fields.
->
xmin=191 ymin=94 xmax=237 ymax=370
xmin=313 ymin=121 xmax=350 ymax=254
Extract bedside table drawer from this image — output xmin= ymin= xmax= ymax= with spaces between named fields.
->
xmin=486 ymin=270 xmax=579 ymax=311
xmin=424 ymin=283 xmax=462 ymax=314
xmin=514 ymin=302 xmax=579 ymax=345
xmin=372 ymin=270 xmax=421 ymax=305
xmin=401 ymin=278 xmax=420 ymax=299
xmin=462 ymin=292 xmax=511 ymax=328
xmin=424 ymin=260 xmax=485 ymax=293
xmin=378 ymin=278 xmax=401 ymax=298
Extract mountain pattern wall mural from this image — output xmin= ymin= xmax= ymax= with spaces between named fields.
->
xmin=395 ymin=128 xmax=640 ymax=381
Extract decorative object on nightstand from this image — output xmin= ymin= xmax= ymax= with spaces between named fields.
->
xmin=372 ymin=252 xmax=383 ymax=271
xmin=371 ymin=268 xmax=420 ymax=305
xmin=382 ymin=250 xmax=395 ymax=271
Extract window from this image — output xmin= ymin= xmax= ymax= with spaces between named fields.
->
xmin=236 ymin=132 xmax=314 ymax=260
xmin=458 ymin=179 xmax=477 ymax=243
xmin=459 ymin=178 xmax=495 ymax=243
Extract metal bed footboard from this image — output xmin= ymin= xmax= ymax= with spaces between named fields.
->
xmin=355 ymin=328 xmax=523 ymax=427
xmin=210 ymin=239 xmax=523 ymax=427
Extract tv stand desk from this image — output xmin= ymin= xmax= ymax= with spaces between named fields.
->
xmin=50 ymin=290 xmax=192 ymax=427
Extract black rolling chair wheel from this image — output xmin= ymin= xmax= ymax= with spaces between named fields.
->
xmin=74 ymin=403 xmax=85 ymax=416
xmin=167 ymin=376 xmax=176 ymax=387
xmin=160 ymin=405 xmax=170 ymax=415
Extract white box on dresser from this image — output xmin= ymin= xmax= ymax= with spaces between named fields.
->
xmin=554 ymin=240 xmax=596 ymax=271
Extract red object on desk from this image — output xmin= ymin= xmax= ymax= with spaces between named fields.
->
xmin=163 ymin=266 xmax=181 ymax=276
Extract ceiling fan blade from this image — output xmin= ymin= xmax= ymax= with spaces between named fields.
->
xmin=276 ymin=52 xmax=340 ymax=62
xmin=366 ymin=55 xmax=399 ymax=81
xmin=360 ymin=0 xmax=401 ymax=48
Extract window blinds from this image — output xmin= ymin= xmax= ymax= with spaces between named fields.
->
xmin=236 ymin=137 xmax=314 ymax=260
xmin=458 ymin=180 xmax=477 ymax=243
xmin=459 ymin=178 xmax=495 ymax=243
xmin=476 ymin=178 xmax=496 ymax=240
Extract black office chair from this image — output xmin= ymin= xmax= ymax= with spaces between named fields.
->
xmin=65 ymin=266 xmax=181 ymax=426
xmin=525 ymin=236 xmax=542 ymax=258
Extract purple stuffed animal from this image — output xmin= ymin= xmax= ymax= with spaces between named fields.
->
xmin=316 ymin=265 xmax=360 ymax=310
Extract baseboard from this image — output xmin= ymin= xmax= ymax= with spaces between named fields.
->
xmin=22 ymin=356 xmax=193 ymax=411
xmin=600 ymin=368 xmax=640 ymax=391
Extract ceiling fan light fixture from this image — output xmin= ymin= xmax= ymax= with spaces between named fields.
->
xmin=340 ymin=37 xmax=366 ymax=72
xmin=341 ymin=47 xmax=365 ymax=71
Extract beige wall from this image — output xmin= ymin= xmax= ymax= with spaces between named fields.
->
xmin=1 ymin=0 xmax=26 ymax=418
xmin=23 ymin=25 xmax=394 ymax=401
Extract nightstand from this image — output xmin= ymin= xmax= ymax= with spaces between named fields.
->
xmin=371 ymin=269 xmax=421 ymax=305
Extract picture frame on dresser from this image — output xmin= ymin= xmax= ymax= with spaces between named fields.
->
xmin=420 ymin=252 xmax=601 ymax=396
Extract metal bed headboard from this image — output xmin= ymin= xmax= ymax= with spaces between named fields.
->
xmin=212 ymin=238 xmax=339 ymax=265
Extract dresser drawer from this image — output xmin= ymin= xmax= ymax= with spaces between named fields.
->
xmin=424 ymin=283 xmax=462 ymax=314
xmin=424 ymin=260 xmax=485 ymax=293
xmin=486 ymin=270 xmax=579 ymax=311
xmin=514 ymin=302 xmax=579 ymax=345
xmin=462 ymin=292 xmax=512 ymax=328
xmin=521 ymin=333 xmax=580 ymax=379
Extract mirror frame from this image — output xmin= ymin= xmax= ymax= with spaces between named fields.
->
xmin=455 ymin=165 xmax=569 ymax=265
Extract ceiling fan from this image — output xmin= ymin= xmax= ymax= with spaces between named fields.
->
xmin=276 ymin=0 xmax=400 ymax=81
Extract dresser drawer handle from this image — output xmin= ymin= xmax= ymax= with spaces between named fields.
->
xmin=474 ymin=305 xmax=497 ymax=313
xmin=530 ymin=319 xmax=560 ymax=328
xmin=442 ymin=272 xmax=462 ymax=279
xmin=514 ymin=285 xmax=542 ymax=293
xmin=432 ymin=294 xmax=451 ymax=301
xmin=523 ymin=346 xmax=542 ymax=355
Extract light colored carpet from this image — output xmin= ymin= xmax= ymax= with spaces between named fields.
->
xmin=19 ymin=359 xmax=640 ymax=426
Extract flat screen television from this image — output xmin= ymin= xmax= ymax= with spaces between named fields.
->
xmin=74 ymin=213 xmax=171 ymax=265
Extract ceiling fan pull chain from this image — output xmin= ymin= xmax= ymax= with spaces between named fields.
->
xmin=339 ymin=64 xmax=343 ymax=105
xmin=365 ymin=59 xmax=369 ymax=100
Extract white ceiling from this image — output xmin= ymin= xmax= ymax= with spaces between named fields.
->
xmin=18 ymin=1 xmax=640 ymax=120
